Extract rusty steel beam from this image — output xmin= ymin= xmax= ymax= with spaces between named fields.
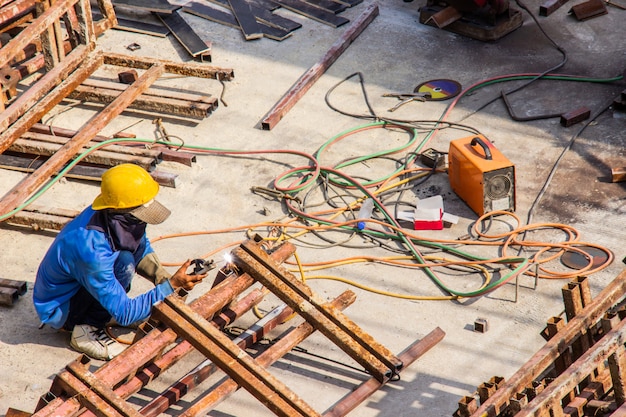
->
xmin=153 ymin=295 xmax=323 ymax=417
xmin=260 ymin=3 xmax=378 ymax=130
xmin=103 ymin=52 xmax=234 ymax=80
xmin=3 ymin=205 xmax=79 ymax=231
xmin=35 ymin=243 xmax=296 ymax=417
xmin=233 ymin=239 xmax=402 ymax=383
xmin=471 ymin=269 xmax=626 ymax=417
xmin=179 ymin=291 xmax=357 ymax=417
xmin=0 ymin=44 xmax=89 ymax=133
xmin=0 ymin=62 xmax=164 ymax=215
xmin=514 ymin=317 xmax=626 ymax=417
xmin=139 ymin=302 xmax=295 ymax=417
xmin=0 ymin=0 xmax=35 ymax=27
xmin=323 ymin=327 xmax=445 ymax=417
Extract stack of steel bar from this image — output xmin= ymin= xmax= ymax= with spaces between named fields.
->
xmin=0 ymin=277 xmax=27 ymax=306
xmin=12 ymin=240 xmax=445 ymax=417
xmin=454 ymin=269 xmax=626 ymax=417
xmin=0 ymin=0 xmax=234 ymax=223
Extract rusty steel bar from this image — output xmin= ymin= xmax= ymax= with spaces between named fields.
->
xmin=65 ymin=357 xmax=144 ymax=417
xmin=0 ymin=0 xmax=35 ymax=26
xmin=53 ymin=371 xmax=125 ymax=417
xmin=0 ymin=44 xmax=89 ymax=133
xmin=0 ymin=0 xmax=77 ymax=68
xmin=50 ymin=244 xmax=295 ymax=417
xmin=0 ymin=62 xmax=164 ymax=215
xmin=103 ymin=53 xmax=234 ymax=80
xmin=515 ymin=317 xmax=626 ymax=417
xmin=234 ymin=240 xmax=402 ymax=382
xmin=139 ymin=303 xmax=294 ymax=417
xmin=471 ymin=269 xmax=626 ymax=417
xmin=323 ymin=327 xmax=445 ymax=417
xmin=154 ymin=295 xmax=322 ymax=417
xmin=179 ymin=291 xmax=357 ymax=417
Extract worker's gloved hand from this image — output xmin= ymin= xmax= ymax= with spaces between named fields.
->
xmin=136 ymin=252 xmax=171 ymax=285
xmin=169 ymin=259 xmax=208 ymax=291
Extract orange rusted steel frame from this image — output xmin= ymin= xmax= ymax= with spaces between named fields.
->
xmin=32 ymin=242 xmax=295 ymax=417
xmin=0 ymin=62 xmax=164 ymax=215
xmin=147 ymin=291 xmax=356 ymax=417
xmin=153 ymin=295 xmax=323 ymax=417
xmin=179 ymin=292 xmax=357 ymax=417
xmin=323 ymin=327 xmax=446 ymax=417
xmin=233 ymin=239 xmax=403 ymax=383
xmin=471 ymin=269 xmax=626 ymax=417
xmin=514 ymin=317 xmax=626 ymax=417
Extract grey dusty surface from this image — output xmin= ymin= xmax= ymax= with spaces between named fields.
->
xmin=0 ymin=1 xmax=625 ymax=416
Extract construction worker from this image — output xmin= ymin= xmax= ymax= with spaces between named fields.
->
xmin=33 ymin=164 xmax=207 ymax=361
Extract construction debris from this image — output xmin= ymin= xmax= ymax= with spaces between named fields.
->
xmin=0 ymin=277 xmax=27 ymax=306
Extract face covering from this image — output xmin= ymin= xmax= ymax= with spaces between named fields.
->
xmin=89 ymin=210 xmax=146 ymax=252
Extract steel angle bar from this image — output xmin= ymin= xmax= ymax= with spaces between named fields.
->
xmin=179 ymin=291 xmax=357 ymax=417
xmin=153 ymin=295 xmax=323 ymax=417
xmin=233 ymin=240 xmax=402 ymax=383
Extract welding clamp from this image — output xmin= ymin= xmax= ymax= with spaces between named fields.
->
xmin=190 ymin=258 xmax=216 ymax=275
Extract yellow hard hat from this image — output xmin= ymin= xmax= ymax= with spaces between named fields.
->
xmin=92 ymin=164 xmax=159 ymax=210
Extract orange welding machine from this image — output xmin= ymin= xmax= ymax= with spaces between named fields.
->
xmin=448 ymin=134 xmax=515 ymax=216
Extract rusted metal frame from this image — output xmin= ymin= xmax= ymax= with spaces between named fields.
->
xmin=63 ymin=245 xmax=297 ymax=417
xmin=514 ymin=317 xmax=626 ymax=417
xmin=541 ymin=316 xmax=571 ymax=376
xmin=0 ymin=45 xmax=89 ymax=134
xmin=0 ymin=0 xmax=79 ymax=68
xmin=0 ymin=0 xmax=35 ymax=27
xmin=81 ymin=78 xmax=217 ymax=107
xmin=0 ymin=62 xmax=164 ymax=215
xmin=603 ymin=313 xmax=626 ymax=406
xmin=63 ymin=356 xmax=145 ymax=417
xmin=3 ymin=204 xmax=78 ymax=231
xmin=140 ymin=302 xmax=295 ymax=417
xmin=93 ymin=0 xmax=117 ymax=36
xmin=234 ymin=239 xmax=402 ymax=383
xmin=260 ymin=3 xmax=378 ymax=130
xmin=612 ymin=167 xmax=626 ymax=183
xmin=0 ymin=286 xmax=19 ymax=305
xmin=470 ymin=269 xmax=626 ymax=417
xmin=322 ymin=327 xmax=445 ymax=417
xmin=103 ymin=52 xmax=234 ymax=80
xmin=34 ymin=0 xmax=64 ymax=71
xmin=68 ymin=85 xmax=216 ymax=119
xmin=53 ymin=371 xmax=126 ymax=417
xmin=179 ymin=291 xmax=357 ymax=417
xmin=10 ymin=135 xmax=158 ymax=170
xmin=21 ymin=131 xmax=161 ymax=161
xmin=154 ymin=295 xmax=323 ymax=417
xmin=72 ymin=0 xmax=95 ymax=48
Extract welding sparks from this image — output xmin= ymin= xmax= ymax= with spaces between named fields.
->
xmin=223 ymin=253 xmax=233 ymax=264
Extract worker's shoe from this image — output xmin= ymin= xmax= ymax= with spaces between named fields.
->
xmin=70 ymin=324 xmax=126 ymax=360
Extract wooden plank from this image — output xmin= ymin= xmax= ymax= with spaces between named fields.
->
xmin=228 ymin=0 xmax=263 ymax=40
xmin=261 ymin=3 xmax=378 ymax=130
xmin=272 ymin=0 xmax=349 ymax=27
xmin=0 ymin=63 xmax=165 ymax=215
xmin=156 ymin=9 xmax=212 ymax=57
xmin=112 ymin=0 xmax=179 ymax=14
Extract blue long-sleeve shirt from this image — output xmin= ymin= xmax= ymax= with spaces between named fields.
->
xmin=33 ymin=206 xmax=174 ymax=329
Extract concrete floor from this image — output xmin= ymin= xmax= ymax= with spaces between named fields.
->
xmin=0 ymin=0 xmax=625 ymax=416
